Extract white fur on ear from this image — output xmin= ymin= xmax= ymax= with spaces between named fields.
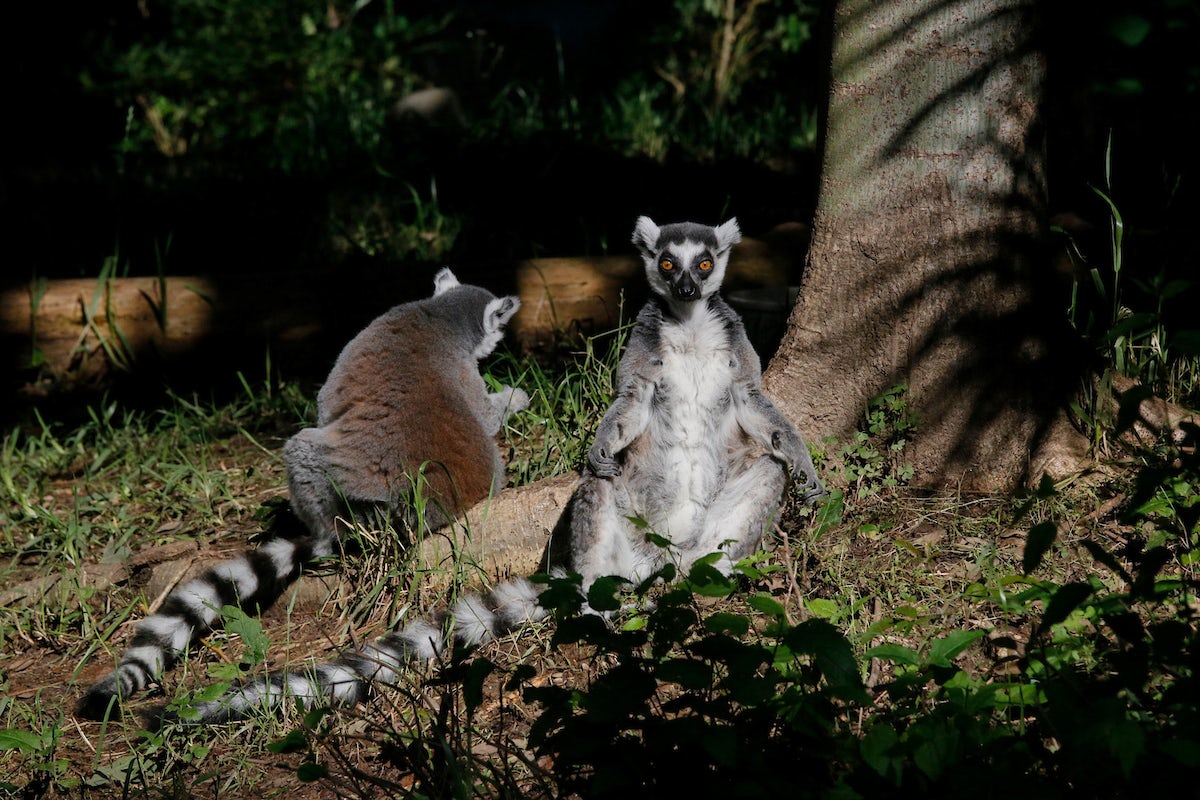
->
xmin=631 ymin=216 xmax=661 ymax=256
xmin=433 ymin=267 xmax=460 ymax=296
xmin=714 ymin=218 xmax=742 ymax=254
xmin=474 ymin=296 xmax=522 ymax=359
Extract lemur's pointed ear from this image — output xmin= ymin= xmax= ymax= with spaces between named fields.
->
xmin=631 ymin=216 xmax=660 ymax=257
xmin=433 ymin=267 xmax=460 ymax=296
xmin=714 ymin=218 xmax=742 ymax=254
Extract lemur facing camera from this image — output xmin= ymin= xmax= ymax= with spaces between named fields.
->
xmin=556 ymin=216 xmax=826 ymax=588
xmin=77 ymin=217 xmax=824 ymax=726
xmin=77 ymin=268 xmax=529 ymax=720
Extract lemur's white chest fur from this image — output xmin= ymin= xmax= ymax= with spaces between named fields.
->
xmin=636 ymin=304 xmax=741 ymax=535
xmin=655 ymin=305 xmax=735 ymax=440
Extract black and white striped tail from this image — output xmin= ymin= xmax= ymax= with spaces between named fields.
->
xmin=174 ymin=578 xmax=545 ymax=725
xmin=77 ymin=535 xmax=315 ymax=720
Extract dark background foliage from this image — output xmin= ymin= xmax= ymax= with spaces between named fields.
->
xmin=5 ymin=0 xmax=1196 ymax=287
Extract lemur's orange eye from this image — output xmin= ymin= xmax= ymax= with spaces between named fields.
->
xmin=660 ymin=259 xmax=674 ymax=271
xmin=699 ymin=259 xmax=713 ymax=272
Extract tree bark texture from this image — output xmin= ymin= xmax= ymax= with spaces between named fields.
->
xmin=764 ymin=0 xmax=1073 ymax=491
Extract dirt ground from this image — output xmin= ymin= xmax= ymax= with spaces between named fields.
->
xmin=0 ymin=423 xmax=1147 ymax=798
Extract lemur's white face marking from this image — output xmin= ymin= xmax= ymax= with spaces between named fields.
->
xmin=631 ymin=216 xmax=742 ymax=304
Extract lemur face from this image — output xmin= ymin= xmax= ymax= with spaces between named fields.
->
xmin=632 ymin=216 xmax=742 ymax=303
xmin=654 ymin=240 xmax=720 ymax=301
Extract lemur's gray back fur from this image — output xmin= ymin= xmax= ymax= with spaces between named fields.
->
xmin=77 ymin=268 xmax=528 ymax=721
xmin=82 ymin=219 xmax=824 ymax=727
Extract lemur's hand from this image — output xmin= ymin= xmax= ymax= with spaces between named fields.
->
xmin=794 ymin=469 xmax=827 ymax=504
xmin=771 ymin=430 xmax=826 ymax=504
xmin=587 ymin=443 xmax=621 ymax=478
xmin=500 ymin=386 xmax=531 ymax=415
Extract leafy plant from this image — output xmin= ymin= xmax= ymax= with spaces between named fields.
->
xmin=520 ymin=555 xmax=868 ymax=798
xmin=829 ymin=384 xmax=916 ymax=499
xmin=0 ymin=718 xmax=70 ymax=794
xmin=89 ymin=0 xmax=452 ymax=176
xmin=599 ymin=0 xmax=822 ymax=163
xmin=1059 ymin=138 xmax=1200 ymax=443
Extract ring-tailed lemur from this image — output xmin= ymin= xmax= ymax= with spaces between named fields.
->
xmin=86 ymin=217 xmax=825 ymax=726
xmin=76 ymin=268 xmax=529 ymax=720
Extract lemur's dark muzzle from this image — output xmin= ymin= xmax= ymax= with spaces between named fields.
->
xmin=672 ymin=273 xmax=699 ymax=300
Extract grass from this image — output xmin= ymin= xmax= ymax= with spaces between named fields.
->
xmin=0 ymin=341 xmax=627 ymax=797
xmin=2 ymin=299 xmax=1199 ymax=796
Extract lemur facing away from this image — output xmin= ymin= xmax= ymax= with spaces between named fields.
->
xmin=77 ymin=268 xmax=529 ymax=720
xmin=81 ymin=217 xmax=825 ymax=726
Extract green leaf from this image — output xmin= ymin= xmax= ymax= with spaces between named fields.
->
xmin=1130 ymin=494 xmax=1173 ymax=517
xmin=811 ymin=489 xmax=844 ymax=539
xmin=1171 ymin=329 xmax=1200 ymax=356
xmin=745 ymin=593 xmax=786 ymax=619
xmin=586 ymin=576 xmax=625 ymax=612
xmin=1160 ymin=280 xmax=1193 ymax=300
xmin=703 ymin=612 xmax=750 ymax=636
xmin=1108 ymin=717 xmax=1146 ymax=779
xmin=222 ymin=605 xmax=270 ymax=665
xmin=505 ymin=663 xmax=538 ymax=692
xmin=267 ymin=728 xmax=309 ymax=754
xmin=1159 ymin=738 xmax=1200 ymax=767
xmin=702 ymin=726 xmax=739 ymax=767
xmin=1037 ymin=582 xmax=1094 ymax=633
xmin=860 ymin=724 xmax=903 ymax=784
xmin=537 ymin=575 xmax=586 ymax=614
xmin=926 ymin=629 xmax=987 ymax=669
xmin=1109 ymin=14 xmax=1152 ymax=48
xmin=463 ymin=657 xmax=494 ymax=715
xmin=192 ymin=679 xmax=233 ymax=702
xmin=302 ymin=707 xmax=331 ymax=728
xmin=1131 ymin=547 xmax=1173 ymax=598
xmin=621 ymin=614 xmax=648 ymax=631
xmin=1080 ymin=540 xmax=1133 ymax=584
xmin=0 ymin=729 xmax=43 ymax=753
xmin=910 ymin=717 xmax=957 ymax=781
xmin=644 ymin=530 xmax=672 ymax=548
xmin=685 ymin=563 xmax=735 ymax=597
xmin=805 ymin=598 xmax=840 ymax=619
xmin=297 ymin=760 xmax=327 ymax=782
xmin=1023 ymin=521 xmax=1057 ymax=575
xmin=864 ymin=643 xmax=920 ymax=666
xmin=994 ymin=682 xmax=1045 ymax=707
xmin=786 ymin=619 xmax=868 ymax=701
xmin=656 ymin=658 xmax=713 ymax=690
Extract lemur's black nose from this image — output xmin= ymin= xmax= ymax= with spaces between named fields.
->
xmin=673 ymin=277 xmax=699 ymax=300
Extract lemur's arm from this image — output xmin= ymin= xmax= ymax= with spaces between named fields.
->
xmin=732 ymin=345 xmax=826 ymax=502
xmin=484 ymin=386 xmax=530 ymax=434
xmin=587 ymin=329 xmax=661 ymax=478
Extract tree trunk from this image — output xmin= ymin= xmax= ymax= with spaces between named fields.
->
xmin=764 ymin=0 xmax=1085 ymax=491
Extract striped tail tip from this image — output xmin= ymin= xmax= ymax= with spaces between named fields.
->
xmin=77 ymin=679 xmax=122 ymax=721
xmin=77 ymin=657 xmax=160 ymax=721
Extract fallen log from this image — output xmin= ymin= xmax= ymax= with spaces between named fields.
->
xmin=1 ymin=228 xmax=806 ymax=396
xmin=416 ymin=472 xmax=577 ymax=576
xmin=1107 ymin=373 xmax=1199 ymax=448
